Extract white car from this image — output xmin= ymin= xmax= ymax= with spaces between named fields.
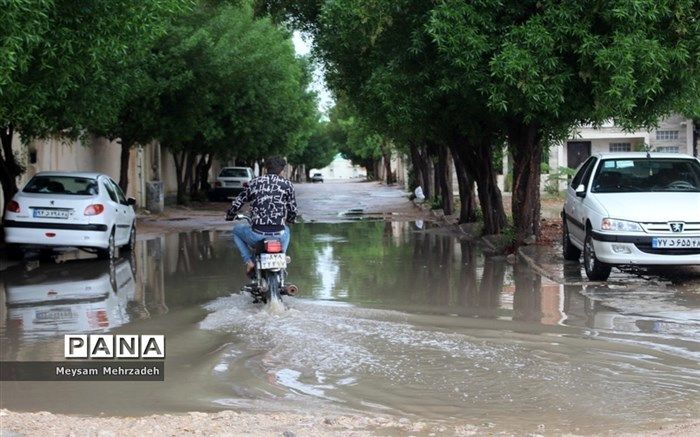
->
xmin=209 ymin=166 xmax=254 ymax=201
xmin=563 ymin=153 xmax=700 ymax=280
xmin=3 ymin=172 xmax=136 ymax=259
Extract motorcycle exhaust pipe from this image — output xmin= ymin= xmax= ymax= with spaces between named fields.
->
xmin=284 ymin=284 xmax=299 ymax=296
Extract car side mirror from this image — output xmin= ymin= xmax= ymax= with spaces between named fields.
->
xmin=127 ymin=197 xmax=136 ymax=206
xmin=575 ymin=184 xmax=586 ymax=198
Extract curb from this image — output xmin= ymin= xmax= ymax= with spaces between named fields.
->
xmin=517 ymin=247 xmax=563 ymax=284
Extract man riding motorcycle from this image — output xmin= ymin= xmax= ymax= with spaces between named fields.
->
xmin=227 ymin=156 xmax=297 ymax=275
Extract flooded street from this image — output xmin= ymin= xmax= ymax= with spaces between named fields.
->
xmin=2 ymin=220 xmax=698 ymax=435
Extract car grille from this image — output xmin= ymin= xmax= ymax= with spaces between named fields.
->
xmin=634 ymin=243 xmax=700 ymax=256
xmin=641 ymin=222 xmax=700 ymax=234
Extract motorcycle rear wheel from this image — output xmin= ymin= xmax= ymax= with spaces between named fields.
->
xmin=264 ymin=272 xmax=281 ymax=303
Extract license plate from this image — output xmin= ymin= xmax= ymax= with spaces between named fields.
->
xmin=259 ymin=253 xmax=287 ymax=269
xmin=33 ymin=208 xmax=69 ymax=219
xmin=35 ymin=308 xmax=74 ymax=321
xmin=225 ymin=181 xmax=240 ymax=187
xmin=652 ymin=237 xmax=700 ymax=249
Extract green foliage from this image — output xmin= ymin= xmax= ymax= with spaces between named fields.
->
xmin=545 ymin=166 xmax=575 ymax=195
xmin=287 ymin=121 xmax=339 ymax=171
xmin=0 ymin=0 xmax=188 ymax=139
xmin=144 ymin=2 xmax=318 ymax=160
xmin=428 ymin=196 xmax=443 ymax=210
xmin=328 ymin=99 xmax=384 ymax=166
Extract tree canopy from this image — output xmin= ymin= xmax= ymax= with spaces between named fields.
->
xmin=0 ymin=0 xmax=189 ymax=202
xmin=265 ymin=0 xmax=700 ymax=243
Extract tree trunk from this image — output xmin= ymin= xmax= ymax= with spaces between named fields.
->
xmin=455 ymin=134 xmax=507 ymax=235
xmin=172 ymin=150 xmax=186 ymax=205
xmin=183 ymin=151 xmax=195 ymax=200
xmin=408 ymin=142 xmax=424 ymax=191
xmin=372 ymin=159 xmax=381 ymax=181
xmin=381 ymin=149 xmax=394 ymax=184
xmin=425 ymin=156 xmax=434 ymax=200
xmin=192 ymin=153 xmax=211 ymax=196
xmin=201 ymin=154 xmax=212 ymax=191
xmin=508 ymin=121 xmax=543 ymax=245
xmin=436 ymin=144 xmax=453 ymax=215
xmin=0 ymin=125 xmax=22 ymax=207
xmin=409 ymin=142 xmax=432 ymax=198
xmin=118 ymin=138 xmax=132 ymax=193
xmin=448 ymin=142 xmax=477 ymax=223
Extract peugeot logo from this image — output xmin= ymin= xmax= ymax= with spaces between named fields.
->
xmin=669 ymin=222 xmax=684 ymax=233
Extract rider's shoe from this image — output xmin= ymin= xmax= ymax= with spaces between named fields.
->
xmin=245 ymin=261 xmax=255 ymax=278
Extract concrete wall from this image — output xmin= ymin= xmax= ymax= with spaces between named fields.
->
xmin=1 ymin=132 xmax=170 ymax=211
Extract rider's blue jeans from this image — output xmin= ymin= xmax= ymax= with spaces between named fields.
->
xmin=232 ymin=222 xmax=290 ymax=264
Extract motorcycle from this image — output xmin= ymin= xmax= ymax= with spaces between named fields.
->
xmin=227 ymin=213 xmax=298 ymax=304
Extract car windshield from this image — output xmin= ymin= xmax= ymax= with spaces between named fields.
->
xmin=219 ymin=168 xmax=249 ymax=178
xmin=591 ymin=158 xmax=700 ymax=193
xmin=23 ymin=176 xmax=98 ymax=195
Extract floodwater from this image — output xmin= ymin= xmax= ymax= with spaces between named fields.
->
xmin=1 ymin=222 xmax=698 ymax=434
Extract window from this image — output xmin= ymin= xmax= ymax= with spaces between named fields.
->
xmin=655 ymin=146 xmax=680 ymax=153
xmin=220 ymin=168 xmax=250 ymax=178
xmin=591 ymin=158 xmax=700 ymax=193
xmin=656 ymin=130 xmax=679 ymax=140
xmin=109 ymin=179 xmax=128 ymax=204
xmin=24 ymin=176 xmax=97 ymax=195
xmin=609 ymin=142 xmax=631 ymax=152
xmin=102 ymin=181 xmax=118 ymax=202
xmin=571 ymin=157 xmax=595 ymax=188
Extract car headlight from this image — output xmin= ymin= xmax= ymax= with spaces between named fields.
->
xmin=601 ymin=218 xmax=643 ymax=232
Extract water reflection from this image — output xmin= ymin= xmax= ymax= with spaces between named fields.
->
xmin=0 ymin=222 xmax=697 ymax=431
xmin=0 ymin=230 xmax=245 ymax=361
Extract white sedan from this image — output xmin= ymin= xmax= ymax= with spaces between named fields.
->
xmin=563 ymin=153 xmax=700 ymax=280
xmin=3 ymin=172 xmax=136 ymax=259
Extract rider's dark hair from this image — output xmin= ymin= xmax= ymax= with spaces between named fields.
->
xmin=265 ymin=156 xmax=286 ymax=175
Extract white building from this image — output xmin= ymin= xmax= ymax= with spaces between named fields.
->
xmin=551 ymin=113 xmax=696 ymax=170
xmin=309 ymin=154 xmax=365 ymax=180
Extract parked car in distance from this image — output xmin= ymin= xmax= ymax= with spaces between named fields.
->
xmin=310 ymin=173 xmax=324 ymax=183
xmin=3 ymin=172 xmax=136 ymax=259
xmin=562 ymin=153 xmax=700 ymax=280
xmin=209 ymin=166 xmax=254 ymax=201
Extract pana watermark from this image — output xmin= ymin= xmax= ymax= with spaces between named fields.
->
xmin=64 ymin=335 xmax=165 ymax=359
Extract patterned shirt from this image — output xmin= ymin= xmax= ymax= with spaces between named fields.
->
xmin=229 ymin=174 xmax=298 ymax=231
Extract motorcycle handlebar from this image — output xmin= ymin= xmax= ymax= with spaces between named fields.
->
xmin=225 ymin=210 xmax=252 ymax=223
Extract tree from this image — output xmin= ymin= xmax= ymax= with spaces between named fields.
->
xmin=0 ymin=0 xmax=185 ymax=204
xmin=268 ymin=0 xmax=700 ymax=244
xmin=429 ymin=0 xmax=700 ymax=243
xmin=149 ymin=2 xmax=317 ymax=203
xmin=288 ymin=121 xmax=339 ymax=180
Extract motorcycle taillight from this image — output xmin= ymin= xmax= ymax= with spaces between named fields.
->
xmin=264 ymin=240 xmax=283 ymax=253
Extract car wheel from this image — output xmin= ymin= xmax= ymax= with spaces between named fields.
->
xmin=124 ymin=224 xmax=136 ymax=252
xmin=98 ymin=229 xmax=117 ymax=260
xmin=583 ymin=229 xmax=611 ymax=281
xmin=562 ymin=220 xmax=581 ymax=261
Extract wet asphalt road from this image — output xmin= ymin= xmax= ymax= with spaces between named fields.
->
xmin=0 ymin=180 xmax=698 ymax=435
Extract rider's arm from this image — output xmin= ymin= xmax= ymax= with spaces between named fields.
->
xmin=286 ymin=183 xmax=298 ymax=223
xmin=228 ymin=184 xmax=252 ymax=215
